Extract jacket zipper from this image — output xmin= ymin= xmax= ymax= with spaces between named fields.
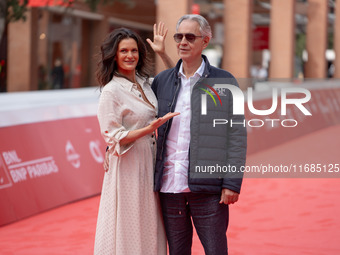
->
xmin=190 ymin=74 xmax=208 ymax=127
xmin=188 ymin=75 xmax=208 ymax=167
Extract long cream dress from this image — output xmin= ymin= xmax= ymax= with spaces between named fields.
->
xmin=94 ymin=75 xmax=167 ymax=255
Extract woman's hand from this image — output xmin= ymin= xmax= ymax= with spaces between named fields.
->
xmin=149 ymin=112 xmax=180 ymax=130
xmin=119 ymin=112 xmax=179 ymax=146
xmin=103 ymin=149 xmax=109 ymax=172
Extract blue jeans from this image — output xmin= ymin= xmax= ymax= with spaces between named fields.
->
xmin=160 ymin=192 xmax=229 ymax=255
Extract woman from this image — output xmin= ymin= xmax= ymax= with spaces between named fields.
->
xmin=94 ymin=27 xmax=177 ymax=255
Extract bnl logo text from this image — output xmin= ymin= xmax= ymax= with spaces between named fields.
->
xmin=200 ymin=84 xmax=312 ymax=128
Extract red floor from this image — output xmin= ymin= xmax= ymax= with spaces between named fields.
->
xmin=1 ymin=125 xmax=340 ymax=255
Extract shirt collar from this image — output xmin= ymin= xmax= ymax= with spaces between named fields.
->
xmin=178 ymin=58 xmax=205 ymax=79
xmin=113 ymin=75 xmax=146 ymax=92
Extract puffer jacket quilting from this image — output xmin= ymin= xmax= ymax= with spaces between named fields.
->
xmin=152 ymin=55 xmax=247 ymax=194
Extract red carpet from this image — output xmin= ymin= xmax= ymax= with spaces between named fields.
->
xmin=1 ymin=125 xmax=340 ymax=255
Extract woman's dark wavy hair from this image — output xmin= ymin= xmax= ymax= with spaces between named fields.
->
xmin=96 ymin=28 xmax=152 ymax=88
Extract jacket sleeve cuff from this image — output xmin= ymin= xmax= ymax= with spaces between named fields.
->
xmin=222 ymin=178 xmax=243 ymax=194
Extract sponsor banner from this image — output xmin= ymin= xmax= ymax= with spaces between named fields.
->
xmin=1 ymin=83 xmax=339 ymax=224
xmin=0 ymin=116 xmax=105 ymax=226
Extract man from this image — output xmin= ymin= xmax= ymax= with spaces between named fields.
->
xmin=152 ymin=14 xmax=247 ymax=255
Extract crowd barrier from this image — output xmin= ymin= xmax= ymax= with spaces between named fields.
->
xmin=1 ymin=80 xmax=339 ymax=226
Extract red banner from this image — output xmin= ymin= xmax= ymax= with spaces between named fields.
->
xmin=28 ymin=0 xmax=73 ymax=7
xmin=253 ymin=26 xmax=269 ymax=51
xmin=1 ymin=84 xmax=339 ymax=226
xmin=0 ymin=117 xmax=105 ymax=226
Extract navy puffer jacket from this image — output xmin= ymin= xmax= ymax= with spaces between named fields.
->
xmin=152 ymin=55 xmax=247 ymax=194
